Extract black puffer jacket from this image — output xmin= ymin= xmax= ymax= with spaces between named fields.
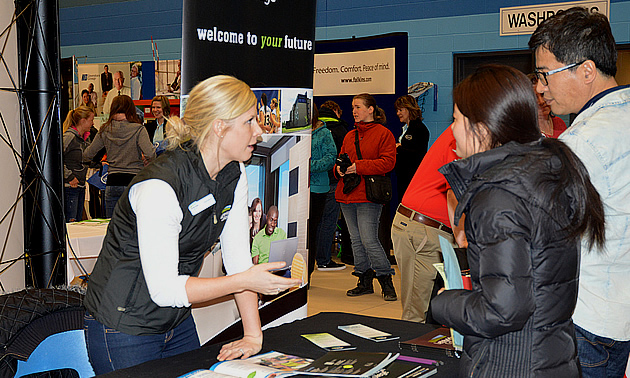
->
xmin=432 ymin=140 xmax=580 ymax=377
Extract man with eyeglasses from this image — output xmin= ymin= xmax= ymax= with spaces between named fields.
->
xmin=529 ymin=7 xmax=630 ymax=378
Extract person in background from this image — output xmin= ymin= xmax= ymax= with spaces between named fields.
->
xmin=258 ymin=93 xmax=272 ymax=133
xmin=394 ymin=95 xmax=429 ymax=203
xmin=62 ymin=105 xmax=95 ymax=222
xmin=335 ymin=93 xmax=397 ymax=301
xmin=88 ymin=82 xmax=98 ymax=109
xmin=529 ymin=7 xmax=630 ymax=376
xmin=249 ymin=197 xmax=265 ymax=246
xmin=168 ymin=60 xmax=181 ymax=93
xmin=431 ymin=64 xmax=605 ymax=377
xmin=251 ymin=206 xmax=286 ymax=265
xmin=269 ymin=98 xmax=281 ymax=132
xmin=84 ymin=95 xmax=155 ymax=217
xmin=308 ymin=106 xmax=340 ymax=279
xmin=318 ymin=101 xmax=350 ymax=268
xmin=145 ymin=95 xmax=171 ymax=155
xmin=101 ymin=64 xmax=113 ymax=98
xmin=103 ymin=71 xmax=131 ymax=116
xmin=130 ymin=63 xmax=142 ymax=101
xmin=527 ymin=73 xmax=567 ymax=138
xmin=84 ymin=75 xmax=301 ymax=374
xmin=391 ymin=125 xmax=462 ymax=323
xmin=81 ymin=89 xmax=95 ymax=112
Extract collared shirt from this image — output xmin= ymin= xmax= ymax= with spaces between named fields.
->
xmin=560 ymin=86 xmax=630 ymax=341
xmin=577 ymin=84 xmax=630 ymax=115
xmin=153 ymin=121 xmax=165 ymax=144
xmin=103 ymin=85 xmax=132 ymax=116
xmin=251 ymin=227 xmax=287 ymax=264
xmin=398 ymin=123 xmax=409 ymax=144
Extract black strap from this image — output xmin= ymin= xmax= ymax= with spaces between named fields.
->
xmin=354 ymin=130 xmax=363 ymax=160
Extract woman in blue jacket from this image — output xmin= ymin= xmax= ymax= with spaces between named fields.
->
xmin=431 ymin=65 xmax=605 ymax=377
xmin=308 ymin=109 xmax=338 ymax=280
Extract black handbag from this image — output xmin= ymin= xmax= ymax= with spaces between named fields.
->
xmin=354 ymin=131 xmax=392 ymax=204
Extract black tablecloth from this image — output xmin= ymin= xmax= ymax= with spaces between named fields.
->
xmin=102 ymin=312 xmax=460 ymax=377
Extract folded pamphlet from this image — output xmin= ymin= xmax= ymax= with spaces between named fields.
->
xmin=337 ymin=323 xmax=399 ymax=342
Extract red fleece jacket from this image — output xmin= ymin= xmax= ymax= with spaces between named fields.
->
xmin=335 ymin=121 xmax=396 ymax=203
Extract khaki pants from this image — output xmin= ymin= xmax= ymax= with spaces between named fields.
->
xmin=391 ymin=211 xmax=456 ymax=322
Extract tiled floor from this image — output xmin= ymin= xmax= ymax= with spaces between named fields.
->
xmin=306 ymin=260 xmax=403 ymax=320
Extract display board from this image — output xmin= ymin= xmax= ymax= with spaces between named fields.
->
xmin=181 ymin=0 xmax=316 ymax=344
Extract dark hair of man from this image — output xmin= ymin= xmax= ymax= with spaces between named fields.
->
xmin=528 ymin=7 xmax=617 ymax=77
xmin=81 ymin=89 xmax=89 ymax=96
xmin=454 ymin=64 xmax=605 ymax=250
xmin=394 ymin=94 xmax=422 ymax=121
xmin=104 ymin=95 xmax=141 ymax=127
xmin=320 ymin=100 xmax=342 ymax=117
xmin=353 ymin=93 xmax=386 ymax=125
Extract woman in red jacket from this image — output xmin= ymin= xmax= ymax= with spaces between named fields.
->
xmin=335 ymin=93 xmax=397 ymax=301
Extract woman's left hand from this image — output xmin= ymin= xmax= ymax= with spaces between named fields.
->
xmin=345 ymin=163 xmax=357 ymax=175
xmin=217 ymin=334 xmax=263 ymax=361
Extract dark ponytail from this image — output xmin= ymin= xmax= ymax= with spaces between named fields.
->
xmin=373 ymin=106 xmax=387 ymax=125
xmin=537 ymin=138 xmax=605 ymax=251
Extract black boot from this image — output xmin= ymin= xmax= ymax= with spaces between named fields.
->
xmin=347 ymin=269 xmax=375 ymax=296
xmin=377 ymin=274 xmax=397 ymax=301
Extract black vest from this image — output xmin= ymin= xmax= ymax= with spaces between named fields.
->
xmin=85 ymin=145 xmax=241 ymax=335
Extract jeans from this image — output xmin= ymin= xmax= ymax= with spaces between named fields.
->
xmin=575 ymin=324 xmax=630 ymax=378
xmin=316 ymin=186 xmax=341 ymax=266
xmin=105 ymin=185 xmax=126 ymax=218
xmin=64 ymin=186 xmax=85 ymax=223
xmin=309 ymin=192 xmax=326 ymax=276
xmin=340 ymin=202 xmax=394 ymax=277
xmin=84 ymin=312 xmax=200 ymax=374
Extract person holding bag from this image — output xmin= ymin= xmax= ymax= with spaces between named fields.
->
xmin=335 ymin=93 xmax=397 ymax=301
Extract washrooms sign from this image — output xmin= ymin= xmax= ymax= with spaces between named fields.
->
xmin=500 ymin=0 xmax=609 ymax=36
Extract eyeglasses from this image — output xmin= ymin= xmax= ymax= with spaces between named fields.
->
xmin=534 ymin=60 xmax=585 ymax=86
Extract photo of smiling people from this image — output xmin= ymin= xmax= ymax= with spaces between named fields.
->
xmin=253 ymin=89 xmax=281 ymax=134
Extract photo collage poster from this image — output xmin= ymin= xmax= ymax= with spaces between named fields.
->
xmin=181 ymin=0 xmax=316 ymax=341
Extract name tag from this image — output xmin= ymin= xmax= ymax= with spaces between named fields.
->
xmin=188 ymin=193 xmax=216 ymax=216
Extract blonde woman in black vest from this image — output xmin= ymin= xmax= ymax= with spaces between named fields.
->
xmin=84 ymin=75 xmax=301 ymax=374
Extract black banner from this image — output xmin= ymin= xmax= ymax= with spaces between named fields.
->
xmin=182 ymin=0 xmax=316 ymax=93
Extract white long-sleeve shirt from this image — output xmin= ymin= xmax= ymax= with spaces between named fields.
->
xmin=128 ymin=162 xmax=253 ymax=308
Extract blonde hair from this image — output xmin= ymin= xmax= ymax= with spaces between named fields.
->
xmin=62 ymin=105 xmax=95 ymax=133
xmin=166 ymin=75 xmax=256 ymax=151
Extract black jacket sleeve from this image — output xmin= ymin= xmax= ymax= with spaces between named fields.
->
xmin=431 ymin=187 xmax=535 ymax=339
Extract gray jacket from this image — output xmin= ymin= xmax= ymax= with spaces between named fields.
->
xmin=83 ymin=120 xmax=155 ymax=175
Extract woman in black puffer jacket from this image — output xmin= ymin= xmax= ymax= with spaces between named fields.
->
xmin=431 ymin=65 xmax=605 ymax=377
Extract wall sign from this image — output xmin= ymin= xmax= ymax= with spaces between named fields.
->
xmin=500 ymin=0 xmax=609 ymax=36
xmin=313 ymin=47 xmax=395 ymax=96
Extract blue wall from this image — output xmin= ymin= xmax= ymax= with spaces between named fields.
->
xmin=60 ymin=0 xmax=630 ymax=142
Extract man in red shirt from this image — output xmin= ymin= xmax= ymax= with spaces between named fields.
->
xmin=391 ymin=127 xmax=463 ymax=322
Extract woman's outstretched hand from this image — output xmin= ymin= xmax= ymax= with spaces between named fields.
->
xmin=241 ymin=262 xmax=302 ymax=295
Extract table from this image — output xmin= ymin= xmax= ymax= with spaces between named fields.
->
xmin=66 ymin=220 xmax=109 ymax=285
xmin=102 ymin=312 xmax=460 ymax=377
